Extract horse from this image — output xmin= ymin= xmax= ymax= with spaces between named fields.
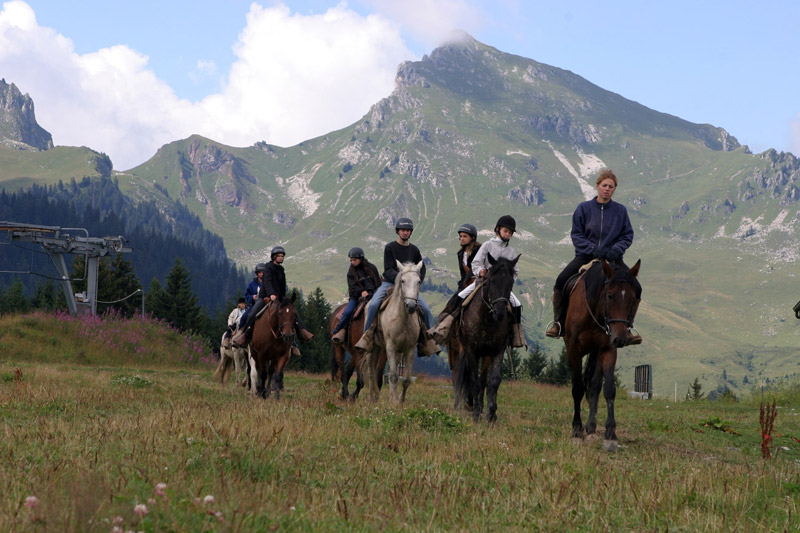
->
xmin=328 ymin=298 xmax=386 ymax=400
xmin=214 ymin=331 xmax=249 ymax=387
xmin=364 ymin=261 xmax=424 ymax=404
xmin=453 ymin=254 xmax=519 ymax=422
xmin=249 ymin=294 xmax=297 ymax=399
xmin=563 ymin=259 xmax=641 ymax=452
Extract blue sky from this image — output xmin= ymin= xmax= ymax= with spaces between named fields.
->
xmin=2 ymin=0 xmax=799 ymax=169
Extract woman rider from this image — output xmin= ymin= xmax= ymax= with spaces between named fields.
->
xmin=331 ymin=247 xmax=382 ymax=344
xmin=545 ymin=169 xmax=641 ymax=344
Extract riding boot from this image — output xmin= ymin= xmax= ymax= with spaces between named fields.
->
xmin=511 ymin=306 xmax=526 ymax=348
xmin=354 ymin=325 xmax=374 ymax=352
xmin=331 ymin=328 xmax=346 ymax=345
xmin=428 ymin=295 xmax=463 ymax=344
xmin=545 ymin=289 xmax=563 ymax=338
xmin=627 ymin=298 xmax=642 ymax=345
xmin=294 ymin=315 xmax=314 ymax=343
xmin=291 ymin=345 xmax=301 ymax=357
xmin=232 ymin=299 xmax=265 ymax=346
xmin=417 ymin=326 xmax=441 ymax=357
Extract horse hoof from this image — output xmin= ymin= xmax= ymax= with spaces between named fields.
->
xmin=570 ymin=437 xmax=584 ymax=446
xmin=603 ymin=440 xmax=619 ymax=452
xmin=585 ymin=433 xmax=600 ymax=442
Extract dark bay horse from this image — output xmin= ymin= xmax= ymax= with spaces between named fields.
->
xmin=453 ymin=254 xmax=520 ymax=422
xmin=250 ymin=294 xmax=297 ymax=399
xmin=564 ymin=259 xmax=641 ymax=451
xmin=328 ymin=298 xmax=386 ymax=400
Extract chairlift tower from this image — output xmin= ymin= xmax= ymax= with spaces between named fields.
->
xmin=0 ymin=221 xmax=133 ymax=315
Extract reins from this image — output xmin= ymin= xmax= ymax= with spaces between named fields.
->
xmin=584 ymin=274 xmax=637 ymax=336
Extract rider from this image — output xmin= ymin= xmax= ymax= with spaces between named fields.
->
xmin=222 ymin=297 xmax=246 ymax=348
xmin=457 ymin=223 xmax=481 ymax=291
xmin=545 ymin=169 xmax=642 ymax=344
xmin=428 ymin=215 xmax=526 ymax=349
xmin=238 ymin=262 xmax=265 ymax=330
xmin=354 ymin=217 xmax=438 ymax=356
xmin=331 ymin=247 xmax=382 ymax=344
xmin=233 ymin=246 xmax=314 ymax=349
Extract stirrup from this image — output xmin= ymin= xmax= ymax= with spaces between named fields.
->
xmin=544 ymin=320 xmax=561 ymax=338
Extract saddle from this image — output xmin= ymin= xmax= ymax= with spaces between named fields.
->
xmin=354 ymin=296 xmax=369 ymax=320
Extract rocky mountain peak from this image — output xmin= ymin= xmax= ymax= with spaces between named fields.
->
xmin=0 ymin=79 xmax=54 ymax=151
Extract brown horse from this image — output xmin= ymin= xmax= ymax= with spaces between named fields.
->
xmin=564 ymin=259 xmax=641 ymax=451
xmin=328 ymin=298 xmax=386 ymax=400
xmin=250 ymin=294 xmax=297 ymax=399
xmin=453 ymin=254 xmax=519 ymax=422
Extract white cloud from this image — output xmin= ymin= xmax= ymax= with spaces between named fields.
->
xmin=364 ymin=0 xmax=484 ymax=48
xmin=0 ymin=1 xmax=413 ymax=169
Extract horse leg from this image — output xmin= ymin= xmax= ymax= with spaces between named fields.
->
xmin=568 ymin=348 xmax=586 ymax=439
xmin=601 ymin=349 xmax=619 ymax=451
xmin=485 ymin=352 xmax=503 ymax=423
xmin=366 ymin=348 xmax=381 ymax=402
xmin=342 ymin=357 xmax=354 ymax=400
xmin=386 ymin=346 xmax=400 ymax=405
xmin=584 ymin=350 xmax=602 ymax=436
xmin=273 ymin=351 xmax=290 ymax=401
xmin=467 ymin=354 xmax=483 ymax=422
xmin=400 ymin=348 xmax=414 ymax=403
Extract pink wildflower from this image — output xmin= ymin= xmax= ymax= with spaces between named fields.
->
xmin=24 ymin=496 xmax=39 ymax=509
xmin=133 ymin=503 xmax=148 ymax=517
xmin=203 ymin=495 xmax=215 ymax=505
xmin=155 ymin=483 xmax=167 ymax=497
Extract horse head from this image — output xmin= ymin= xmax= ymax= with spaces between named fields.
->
xmin=276 ymin=293 xmax=297 ymax=344
xmin=600 ymin=259 xmax=641 ymax=348
xmin=394 ymin=260 xmax=423 ymax=315
xmin=484 ymin=254 xmax=520 ymax=321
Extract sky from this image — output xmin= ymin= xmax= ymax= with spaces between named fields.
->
xmin=1 ymin=0 xmax=799 ymax=170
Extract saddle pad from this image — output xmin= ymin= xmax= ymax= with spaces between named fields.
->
xmin=353 ymin=298 xmax=368 ymax=319
xmin=461 ymin=280 xmax=485 ymax=308
xmin=332 ymin=304 xmax=346 ymax=322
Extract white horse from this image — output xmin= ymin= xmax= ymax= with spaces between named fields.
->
xmin=364 ymin=261 xmax=423 ymax=404
xmin=213 ymin=331 xmax=249 ymax=387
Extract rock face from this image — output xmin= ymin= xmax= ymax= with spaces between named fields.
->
xmin=0 ymin=79 xmax=54 ymax=151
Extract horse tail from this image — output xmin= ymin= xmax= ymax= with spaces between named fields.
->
xmin=452 ymin=347 xmax=469 ymax=409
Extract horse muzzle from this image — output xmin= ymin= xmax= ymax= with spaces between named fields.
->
xmin=404 ymin=300 xmax=418 ymax=314
xmin=281 ymin=332 xmax=296 ymax=344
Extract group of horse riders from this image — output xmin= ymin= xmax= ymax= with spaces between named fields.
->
xmin=225 ymin=167 xmax=642 ymax=355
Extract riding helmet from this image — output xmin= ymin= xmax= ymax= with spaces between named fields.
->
xmin=270 ymin=245 xmax=286 ymax=259
xmin=254 ymin=262 xmax=266 ymax=273
xmin=395 ymin=217 xmax=414 ymax=233
xmin=494 ymin=215 xmax=516 ymax=233
xmin=348 ymin=247 xmax=365 ymax=259
xmin=457 ymin=223 xmax=478 ymax=238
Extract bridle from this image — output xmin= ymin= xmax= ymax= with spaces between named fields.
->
xmin=270 ymin=300 xmax=295 ymax=343
xmin=397 ymin=269 xmax=420 ymax=307
xmin=585 ymin=276 xmax=637 ymax=336
xmin=480 ymin=270 xmax=511 ymax=321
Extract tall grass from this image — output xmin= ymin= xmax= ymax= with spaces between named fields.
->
xmin=1 ymin=311 xmax=799 ymax=530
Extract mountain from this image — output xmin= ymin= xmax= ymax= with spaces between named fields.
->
xmin=0 ymin=79 xmax=111 ymax=189
xmin=4 ymin=34 xmax=800 ymax=396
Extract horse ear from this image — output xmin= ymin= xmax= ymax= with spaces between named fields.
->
xmin=511 ymin=253 xmax=521 ymax=266
xmin=414 ymin=260 xmax=424 ymax=272
xmin=601 ymin=259 xmax=614 ymax=279
xmin=487 ymin=253 xmax=496 ymax=266
xmin=291 ymin=292 xmax=297 ymax=303
xmin=395 ymin=259 xmax=404 ymax=272
xmin=629 ymin=259 xmax=641 ymax=277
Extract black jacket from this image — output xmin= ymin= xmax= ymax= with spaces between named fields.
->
xmin=457 ymin=241 xmax=481 ymax=290
xmin=382 ymin=241 xmax=426 ymax=284
xmin=347 ymin=261 xmax=381 ymax=300
xmin=260 ymin=261 xmax=287 ymax=300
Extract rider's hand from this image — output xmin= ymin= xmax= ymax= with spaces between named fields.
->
xmin=480 ymin=269 xmax=488 ymax=279
xmin=606 ymin=249 xmax=621 ymax=261
xmin=361 ymin=290 xmax=369 ymax=297
xmin=592 ymin=247 xmax=608 ymax=259
xmin=269 ymin=294 xmax=277 ymax=301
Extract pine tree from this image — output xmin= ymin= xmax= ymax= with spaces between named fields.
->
xmin=501 ymin=348 xmax=522 ymax=380
xmin=543 ymin=345 xmax=570 ymax=385
xmin=686 ymin=377 xmax=704 ymax=400
xmin=523 ymin=341 xmax=548 ymax=381
xmin=290 ymin=287 xmax=332 ymax=373
xmin=146 ymin=260 xmax=207 ymax=334
xmin=1 ymin=278 xmax=30 ymax=314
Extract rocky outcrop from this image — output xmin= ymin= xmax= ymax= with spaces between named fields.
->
xmin=0 ymin=79 xmax=53 ymax=151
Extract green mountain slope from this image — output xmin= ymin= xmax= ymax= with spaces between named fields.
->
xmin=6 ymin=35 xmax=800 ymax=396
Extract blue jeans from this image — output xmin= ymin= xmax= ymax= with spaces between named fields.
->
xmin=332 ymin=298 xmax=358 ymax=334
xmin=363 ymin=281 xmax=433 ymax=332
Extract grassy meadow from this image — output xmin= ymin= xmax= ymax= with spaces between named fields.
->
xmin=1 ymin=312 xmax=800 ymax=531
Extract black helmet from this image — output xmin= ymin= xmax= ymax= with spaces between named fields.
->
xmin=270 ymin=246 xmax=286 ymax=259
xmin=254 ymin=262 xmax=266 ymax=273
xmin=495 ymin=215 xmax=516 ymax=233
xmin=457 ymin=223 xmax=477 ymax=238
xmin=395 ymin=217 xmax=414 ymax=233
xmin=348 ymin=247 xmax=365 ymax=259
